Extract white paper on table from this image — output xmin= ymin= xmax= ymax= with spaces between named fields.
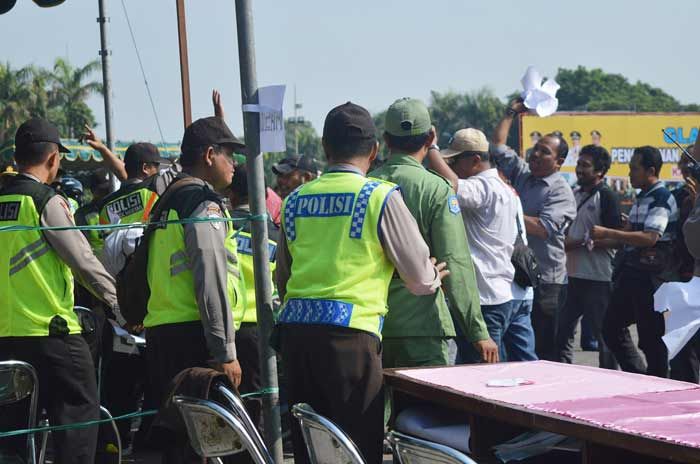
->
xmin=654 ymin=276 xmax=700 ymax=360
xmin=520 ymin=66 xmax=560 ymax=117
xmin=243 ymin=85 xmax=286 ymax=153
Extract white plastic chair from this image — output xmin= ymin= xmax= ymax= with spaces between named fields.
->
xmin=173 ymin=395 xmax=274 ymax=464
xmin=386 ymin=430 xmax=478 ymax=464
xmin=291 ymin=403 xmax=365 ymax=464
xmin=0 ymin=360 xmax=39 ymax=464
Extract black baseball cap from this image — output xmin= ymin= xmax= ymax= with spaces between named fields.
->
xmin=271 ymin=154 xmax=319 ymax=176
xmin=322 ymin=102 xmax=376 ymax=143
xmin=15 ymin=118 xmax=70 ymax=153
xmin=181 ymin=117 xmax=245 ymax=153
xmin=124 ymin=142 xmax=168 ymax=172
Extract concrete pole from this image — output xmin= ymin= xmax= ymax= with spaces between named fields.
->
xmin=97 ymin=0 xmax=118 ymax=190
xmin=176 ymin=0 xmax=192 ymax=128
xmin=234 ymin=1 xmax=283 ymax=462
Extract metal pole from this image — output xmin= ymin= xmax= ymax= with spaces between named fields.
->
xmin=234 ymin=1 xmax=283 ymax=463
xmin=176 ymin=0 xmax=192 ymax=128
xmin=97 ymin=0 xmax=118 ymax=190
xmin=294 ymin=85 xmax=299 ymax=155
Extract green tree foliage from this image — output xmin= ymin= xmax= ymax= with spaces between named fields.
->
xmin=555 ymin=66 xmax=694 ymax=112
xmin=0 ymin=58 xmax=101 ymax=148
xmin=49 ymin=58 xmax=102 ymax=138
xmin=429 ymin=88 xmax=506 ymax=146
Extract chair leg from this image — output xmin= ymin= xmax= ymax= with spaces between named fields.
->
xmin=37 ymin=418 xmax=49 ymax=464
xmin=100 ymin=406 xmax=122 ymax=463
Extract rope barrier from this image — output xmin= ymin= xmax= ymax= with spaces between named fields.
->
xmin=0 ymin=387 xmax=279 ymax=438
xmin=0 ymin=213 xmax=269 ymax=233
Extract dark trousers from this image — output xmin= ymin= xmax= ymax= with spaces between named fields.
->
xmin=556 ymin=278 xmax=618 ymax=369
xmin=670 ymin=332 xmax=700 ymax=383
xmin=145 ymin=321 xmax=212 ymax=412
xmin=279 ymin=324 xmax=384 ymax=464
xmin=236 ymin=323 xmax=262 ymax=432
xmin=532 ymin=283 xmax=567 ymax=361
xmin=603 ymin=270 xmax=669 ymax=378
xmin=0 ymin=335 xmax=99 ymax=464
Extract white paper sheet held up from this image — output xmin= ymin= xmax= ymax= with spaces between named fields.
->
xmin=654 ymin=276 xmax=700 ymax=360
xmin=520 ymin=66 xmax=560 ymax=117
xmin=243 ymin=85 xmax=286 ymax=153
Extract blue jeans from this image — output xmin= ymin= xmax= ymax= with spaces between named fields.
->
xmin=455 ymin=300 xmax=537 ymax=363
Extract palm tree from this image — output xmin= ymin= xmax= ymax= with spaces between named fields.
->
xmin=49 ymin=58 xmax=102 ymax=138
xmin=0 ymin=62 xmax=34 ymax=146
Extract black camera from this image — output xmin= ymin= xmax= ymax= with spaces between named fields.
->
xmin=690 ymin=162 xmax=700 ymax=183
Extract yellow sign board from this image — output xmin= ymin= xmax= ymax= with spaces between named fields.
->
xmin=519 ymin=112 xmax=700 ymax=181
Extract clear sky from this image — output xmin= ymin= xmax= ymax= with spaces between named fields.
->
xmin=2 ymin=0 xmax=698 ymax=143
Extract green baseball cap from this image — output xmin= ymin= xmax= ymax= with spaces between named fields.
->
xmin=385 ymin=97 xmax=431 ymax=136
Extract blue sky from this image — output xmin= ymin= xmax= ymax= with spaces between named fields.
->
xmin=2 ymin=0 xmax=698 ymax=143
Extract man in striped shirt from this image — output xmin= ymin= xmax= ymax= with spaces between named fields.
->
xmin=591 ymin=146 xmax=679 ymax=377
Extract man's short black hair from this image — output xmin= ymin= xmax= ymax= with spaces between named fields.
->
xmin=384 ymin=131 xmax=431 ymax=154
xmin=14 ymin=142 xmax=58 ymax=167
xmin=545 ymin=133 xmax=569 ymax=161
xmin=324 ymin=136 xmax=377 ymax=162
xmin=579 ymin=144 xmax=612 ymax=175
xmin=634 ymin=145 xmax=663 ymax=177
xmin=230 ymin=164 xmax=248 ymax=199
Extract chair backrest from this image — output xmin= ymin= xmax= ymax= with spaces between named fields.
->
xmin=291 ymin=403 xmax=365 ymax=464
xmin=386 ymin=431 xmax=477 ymax=464
xmin=214 ymin=382 xmax=272 ymax=462
xmin=0 ymin=361 xmax=39 ymax=464
xmin=173 ymin=396 xmax=273 ymax=464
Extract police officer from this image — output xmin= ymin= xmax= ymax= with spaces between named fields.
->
xmin=276 ymin=102 xmax=447 ymax=464
xmin=226 ymin=164 xmax=279 ymax=431
xmin=74 ymin=169 xmax=112 ymax=253
xmin=143 ymin=117 xmax=246 ymax=409
xmin=0 ymin=118 xmax=122 ymax=464
xmin=370 ymin=98 xmax=497 ymax=368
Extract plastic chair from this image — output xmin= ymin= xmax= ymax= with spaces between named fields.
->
xmin=173 ymin=395 xmax=274 ymax=464
xmin=37 ymin=307 xmax=122 ymax=463
xmin=291 ymin=403 xmax=365 ymax=464
xmin=0 ymin=360 xmax=39 ymax=464
xmin=214 ymin=382 xmax=272 ymax=462
xmin=386 ymin=430 xmax=478 ymax=464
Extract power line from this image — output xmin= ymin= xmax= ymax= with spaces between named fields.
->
xmin=120 ymin=0 xmax=166 ymax=145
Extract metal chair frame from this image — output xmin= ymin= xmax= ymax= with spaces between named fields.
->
xmin=0 ymin=360 xmax=39 ymax=464
xmin=214 ymin=382 xmax=272 ymax=463
xmin=291 ymin=402 xmax=366 ymax=464
xmin=37 ymin=306 xmax=122 ymax=463
xmin=173 ymin=395 xmax=274 ymax=464
xmin=386 ymin=430 xmax=478 ymax=464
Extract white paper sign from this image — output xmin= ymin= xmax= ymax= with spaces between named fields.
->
xmin=520 ymin=66 xmax=560 ymax=117
xmin=243 ymin=85 xmax=286 ymax=153
xmin=654 ymin=276 xmax=700 ymax=360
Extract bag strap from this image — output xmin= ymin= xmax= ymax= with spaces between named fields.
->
xmin=576 ymin=183 xmax=603 ymax=212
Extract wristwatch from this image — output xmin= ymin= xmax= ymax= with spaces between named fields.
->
xmin=429 ymin=144 xmax=440 ymax=152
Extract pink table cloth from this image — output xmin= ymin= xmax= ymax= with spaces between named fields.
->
xmin=396 ymin=361 xmax=697 ymax=406
xmin=395 ymin=361 xmax=700 ymax=448
xmin=531 ymin=389 xmax=700 ymax=447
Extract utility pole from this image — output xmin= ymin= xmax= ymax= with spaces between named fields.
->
xmin=176 ymin=0 xmax=192 ymax=128
xmin=294 ymin=85 xmax=299 ymax=155
xmin=97 ymin=0 xmax=116 ymax=189
xmin=234 ymin=1 xmax=283 ymax=463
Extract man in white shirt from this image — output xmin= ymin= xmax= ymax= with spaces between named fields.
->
xmin=434 ymin=128 xmax=535 ymax=361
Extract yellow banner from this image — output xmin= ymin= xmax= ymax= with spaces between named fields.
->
xmin=520 ymin=112 xmax=700 ymax=181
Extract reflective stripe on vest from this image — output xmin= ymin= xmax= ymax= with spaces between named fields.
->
xmin=145 ymin=208 xmax=244 ymax=328
xmin=0 ymin=194 xmax=80 ymax=337
xmin=279 ymin=172 xmax=397 ymax=338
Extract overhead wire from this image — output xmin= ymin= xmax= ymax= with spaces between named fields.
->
xmin=120 ymin=0 xmax=166 ymax=146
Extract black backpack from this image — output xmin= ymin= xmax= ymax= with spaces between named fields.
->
xmin=117 ymin=176 xmax=220 ymax=325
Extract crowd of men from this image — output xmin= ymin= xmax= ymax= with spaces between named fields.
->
xmin=1 ymin=91 xmax=700 ymax=464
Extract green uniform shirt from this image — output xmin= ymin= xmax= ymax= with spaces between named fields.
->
xmin=370 ymin=154 xmax=488 ymax=342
